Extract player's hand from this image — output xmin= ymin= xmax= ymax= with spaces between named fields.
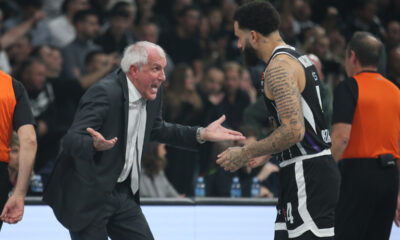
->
xmin=395 ymin=195 xmax=400 ymax=227
xmin=0 ymin=195 xmax=24 ymax=224
xmin=216 ymin=146 xmax=250 ymax=172
xmin=247 ymin=155 xmax=271 ymax=168
xmin=87 ymin=128 xmax=117 ymax=151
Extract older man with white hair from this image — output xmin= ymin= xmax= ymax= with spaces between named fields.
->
xmin=43 ymin=41 xmax=244 ymax=240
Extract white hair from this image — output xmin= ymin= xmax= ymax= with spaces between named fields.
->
xmin=120 ymin=41 xmax=166 ymax=73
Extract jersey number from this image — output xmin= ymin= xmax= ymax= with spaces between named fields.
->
xmin=286 ymin=202 xmax=294 ymax=224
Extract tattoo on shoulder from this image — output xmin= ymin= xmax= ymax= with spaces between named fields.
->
xmin=265 ymin=60 xmax=304 ymax=138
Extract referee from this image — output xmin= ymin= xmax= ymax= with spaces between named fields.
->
xmin=0 ymin=70 xmax=36 ymax=229
xmin=331 ymin=31 xmax=400 ymax=240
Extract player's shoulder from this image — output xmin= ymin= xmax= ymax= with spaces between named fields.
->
xmin=268 ymin=53 xmax=302 ymax=71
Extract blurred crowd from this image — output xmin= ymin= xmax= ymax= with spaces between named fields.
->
xmin=1 ymin=0 xmax=400 ymax=198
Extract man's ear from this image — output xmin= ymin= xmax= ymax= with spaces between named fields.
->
xmin=350 ymin=50 xmax=358 ymax=65
xmin=249 ymin=30 xmax=259 ymax=44
xmin=129 ymin=64 xmax=140 ymax=78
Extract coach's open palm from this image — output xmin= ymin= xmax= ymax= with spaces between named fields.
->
xmin=201 ymin=115 xmax=245 ymax=142
xmin=87 ymin=128 xmax=118 ymax=151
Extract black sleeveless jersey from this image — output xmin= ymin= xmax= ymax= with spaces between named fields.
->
xmin=261 ymin=46 xmax=331 ymax=163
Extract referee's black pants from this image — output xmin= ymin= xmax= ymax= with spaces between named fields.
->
xmin=335 ymin=158 xmax=398 ymax=240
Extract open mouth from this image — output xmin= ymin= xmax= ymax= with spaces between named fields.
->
xmin=151 ymin=84 xmax=159 ymax=92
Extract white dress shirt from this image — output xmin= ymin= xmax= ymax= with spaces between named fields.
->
xmin=117 ymin=76 xmax=147 ymax=194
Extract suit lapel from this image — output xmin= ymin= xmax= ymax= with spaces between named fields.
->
xmin=117 ymin=69 xmax=129 ymax=152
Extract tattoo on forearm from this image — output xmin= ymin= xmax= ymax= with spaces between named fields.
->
xmin=247 ymin=60 xmax=305 ymax=159
xmin=227 ymin=148 xmax=251 ymax=168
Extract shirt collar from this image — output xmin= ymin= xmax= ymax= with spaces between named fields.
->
xmin=126 ymin=76 xmax=142 ymax=103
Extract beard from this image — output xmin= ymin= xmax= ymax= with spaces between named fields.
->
xmin=242 ymin=41 xmax=260 ymax=67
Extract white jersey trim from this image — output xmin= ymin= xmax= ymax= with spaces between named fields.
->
xmin=279 ymin=149 xmax=331 ymax=168
xmin=301 ymin=97 xmax=316 ymax=133
xmin=275 ymin=222 xmax=287 ymax=231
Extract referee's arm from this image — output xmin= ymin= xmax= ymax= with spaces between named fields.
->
xmin=330 ymin=78 xmax=358 ymax=162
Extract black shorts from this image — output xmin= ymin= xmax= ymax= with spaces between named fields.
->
xmin=274 ymin=154 xmax=340 ymax=239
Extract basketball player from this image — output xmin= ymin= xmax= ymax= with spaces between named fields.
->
xmin=216 ymin=2 xmax=340 ymax=239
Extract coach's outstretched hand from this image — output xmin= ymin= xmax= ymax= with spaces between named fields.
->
xmin=200 ymin=115 xmax=245 ymax=142
xmin=87 ymin=128 xmax=118 ymax=151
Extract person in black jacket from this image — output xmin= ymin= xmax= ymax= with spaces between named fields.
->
xmin=43 ymin=41 xmax=244 ymax=240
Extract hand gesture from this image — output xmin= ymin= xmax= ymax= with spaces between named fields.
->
xmin=216 ymin=146 xmax=250 ymax=172
xmin=201 ymin=115 xmax=245 ymax=142
xmin=0 ymin=195 xmax=24 ymax=224
xmin=87 ymin=128 xmax=117 ymax=151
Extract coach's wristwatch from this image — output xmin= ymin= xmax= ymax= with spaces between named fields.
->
xmin=196 ymin=127 xmax=206 ymax=144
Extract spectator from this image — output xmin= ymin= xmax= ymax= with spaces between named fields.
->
xmin=197 ymin=67 xmax=225 ymax=118
xmin=48 ymin=0 xmax=90 ymax=48
xmin=135 ymin=0 xmax=169 ymax=32
xmin=198 ymin=16 xmax=219 ymax=69
xmin=42 ymin=0 xmax=64 ymax=19
xmin=207 ymin=7 xmax=223 ymax=40
xmin=279 ymin=13 xmax=301 ymax=49
xmin=163 ymin=64 xmax=204 ymax=196
xmin=77 ymin=49 xmax=119 ymax=89
xmin=95 ymin=2 xmax=136 ymax=55
xmin=61 ymin=9 xmax=101 ymax=79
xmin=292 ymin=0 xmax=315 ymax=41
xmin=138 ymin=22 xmax=174 ymax=79
xmin=205 ymin=140 xmax=235 ymax=197
xmin=18 ymin=58 xmax=59 ymax=184
xmin=387 ymin=46 xmax=400 ymax=89
xmin=239 ymin=68 xmax=257 ymax=104
xmin=305 ymin=28 xmax=342 ymax=87
xmin=3 ymin=0 xmax=53 ymax=46
xmin=343 ymin=0 xmax=385 ymax=41
xmin=385 ymin=20 xmax=400 ymax=52
xmin=242 ymin=96 xmax=272 ymax=139
xmin=159 ymin=5 xmax=202 ymax=81
xmin=220 ymin=61 xmax=250 ymax=130
xmin=8 ymin=34 xmax=33 ymax=76
xmin=31 ymin=46 xmax=84 ymax=133
xmin=331 ymin=31 xmax=400 ymax=240
xmin=140 ymin=143 xmax=180 ymax=198
xmin=0 ymin=8 xmax=46 ymax=74
xmin=196 ymin=67 xmax=226 ymax=172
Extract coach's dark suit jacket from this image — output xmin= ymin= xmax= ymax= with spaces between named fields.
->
xmin=43 ymin=68 xmax=198 ymax=232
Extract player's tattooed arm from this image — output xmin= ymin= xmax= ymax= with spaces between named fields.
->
xmin=245 ymin=57 xmax=305 ymax=158
xmin=216 ymin=56 xmax=305 ymax=172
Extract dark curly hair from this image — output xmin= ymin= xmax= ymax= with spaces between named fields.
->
xmin=233 ymin=1 xmax=280 ymax=37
